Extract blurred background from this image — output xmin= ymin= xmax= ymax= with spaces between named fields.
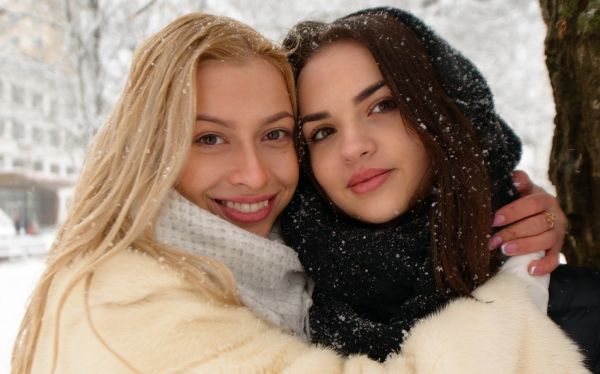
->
xmin=0 ymin=0 xmax=556 ymax=370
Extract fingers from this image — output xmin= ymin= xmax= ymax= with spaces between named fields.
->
xmin=527 ymin=251 xmax=560 ymax=275
xmin=493 ymin=230 xmax=561 ymax=276
xmin=492 ymin=172 xmax=567 ymax=276
xmin=531 ymin=221 xmax=565 ymax=274
xmin=498 ymin=230 xmax=557 ymax=256
xmin=512 ymin=170 xmax=534 ymax=195
xmin=492 ymin=192 xmax=555 ymax=227
xmin=489 ymin=211 xmax=556 ymax=248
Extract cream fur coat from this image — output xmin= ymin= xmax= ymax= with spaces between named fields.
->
xmin=29 ymin=248 xmax=588 ymax=373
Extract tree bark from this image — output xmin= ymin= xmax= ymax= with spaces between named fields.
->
xmin=540 ymin=0 xmax=600 ymax=268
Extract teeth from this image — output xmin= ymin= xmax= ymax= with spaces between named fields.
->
xmin=223 ymin=200 xmax=269 ymax=213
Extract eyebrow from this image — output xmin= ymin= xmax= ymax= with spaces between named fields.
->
xmin=196 ymin=111 xmax=294 ymax=127
xmin=262 ymin=111 xmax=295 ymax=126
xmin=299 ymin=111 xmax=330 ymax=125
xmin=196 ymin=114 xmax=230 ymax=127
xmin=300 ymin=80 xmax=387 ymax=124
xmin=353 ymin=80 xmax=386 ymax=105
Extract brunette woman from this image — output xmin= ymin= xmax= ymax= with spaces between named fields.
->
xmin=281 ymin=7 xmax=594 ymax=371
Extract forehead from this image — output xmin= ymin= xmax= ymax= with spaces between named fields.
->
xmin=195 ymin=57 xmax=292 ymax=116
xmin=297 ymin=40 xmax=384 ymax=111
xmin=302 ymin=40 xmax=381 ymax=80
xmin=196 ymin=57 xmax=285 ymax=95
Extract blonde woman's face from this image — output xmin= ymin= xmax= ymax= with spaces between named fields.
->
xmin=297 ymin=41 xmax=430 ymax=224
xmin=177 ymin=57 xmax=298 ymax=237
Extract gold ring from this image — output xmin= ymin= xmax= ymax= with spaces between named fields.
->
xmin=545 ymin=212 xmax=556 ymax=229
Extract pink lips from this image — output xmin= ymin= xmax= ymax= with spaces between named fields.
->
xmin=214 ymin=194 xmax=276 ymax=224
xmin=347 ymin=169 xmax=393 ymax=195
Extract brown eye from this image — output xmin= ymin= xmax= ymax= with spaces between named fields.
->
xmin=195 ymin=134 xmax=224 ymax=145
xmin=310 ymin=127 xmax=336 ymax=142
xmin=264 ymin=129 xmax=289 ymax=141
xmin=371 ymin=99 xmax=397 ymax=114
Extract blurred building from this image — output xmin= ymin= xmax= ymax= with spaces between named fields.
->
xmin=0 ymin=1 xmax=84 ymax=231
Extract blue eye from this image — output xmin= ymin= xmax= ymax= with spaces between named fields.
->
xmin=371 ymin=99 xmax=397 ymax=114
xmin=310 ymin=127 xmax=336 ymax=142
xmin=264 ymin=129 xmax=289 ymax=141
xmin=195 ymin=134 xmax=224 ymax=145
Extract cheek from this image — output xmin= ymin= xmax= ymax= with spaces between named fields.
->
xmin=176 ymin=154 xmax=213 ymax=198
xmin=177 ymin=157 xmax=196 ymax=190
xmin=398 ymin=129 xmax=430 ymax=177
xmin=309 ymin=148 xmax=337 ymax=192
xmin=416 ymin=144 xmax=431 ymax=176
xmin=276 ymin=148 xmax=299 ymax=189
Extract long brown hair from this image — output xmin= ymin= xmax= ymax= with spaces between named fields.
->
xmin=12 ymin=13 xmax=295 ymax=373
xmin=284 ymin=13 xmax=502 ymax=297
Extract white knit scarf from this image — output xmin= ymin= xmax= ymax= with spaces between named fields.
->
xmin=155 ymin=190 xmax=312 ymax=338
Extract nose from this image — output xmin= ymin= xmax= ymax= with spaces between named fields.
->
xmin=228 ymin=144 xmax=269 ymax=189
xmin=339 ymin=122 xmax=376 ymax=163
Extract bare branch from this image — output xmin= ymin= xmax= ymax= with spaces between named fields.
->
xmin=129 ymin=0 xmax=158 ymax=19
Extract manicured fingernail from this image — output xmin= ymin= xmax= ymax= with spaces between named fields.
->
xmin=492 ymin=214 xmax=506 ymax=227
xmin=488 ymin=235 xmax=503 ymax=250
xmin=501 ymin=243 xmax=518 ymax=255
xmin=529 ymin=265 xmax=542 ymax=275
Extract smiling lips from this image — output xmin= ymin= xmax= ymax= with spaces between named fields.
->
xmin=215 ymin=195 xmax=276 ymax=223
xmin=347 ymin=168 xmax=393 ymax=194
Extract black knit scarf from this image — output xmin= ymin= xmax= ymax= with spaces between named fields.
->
xmin=281 ymin=178 xmax=447 ymax=361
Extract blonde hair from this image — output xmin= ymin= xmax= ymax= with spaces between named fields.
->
xmin=12 ymin=13 xmax=295 ymax=373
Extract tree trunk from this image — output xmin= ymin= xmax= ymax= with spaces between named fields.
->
xmin=540 ymin=0 xmax=600 ymax=268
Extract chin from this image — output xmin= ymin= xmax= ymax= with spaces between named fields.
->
xmin=353 ymin=213 xmax=394 ymax=225
xmin=361 ymin=204 xmax=411 ymax=224
xmin=247 ymin=221 xmax=274 ymax=238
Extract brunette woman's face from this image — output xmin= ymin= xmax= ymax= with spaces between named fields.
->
xmin=297 ymin=41 xmax=430 ymax=224
xmin=177 ymin=57 xmax=298 ymax=237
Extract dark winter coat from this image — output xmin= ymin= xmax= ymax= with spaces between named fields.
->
xmin=549 ymin=265 xmax=600 ymax=372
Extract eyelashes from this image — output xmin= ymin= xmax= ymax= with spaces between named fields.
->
xmin=306 ymin=126 xmax=336 ymax=143
xmin=370 ymin=98 xmax=397 ymax=114
xmin=263 ymin=129 xmax=290 ymax=141
xmin=302 ymin=96 xmax=398 ymax=144
xmin=194 ymin=133 xmax=224 ymax=145
xmin=193 ymin=128 xmax=292 ymax=147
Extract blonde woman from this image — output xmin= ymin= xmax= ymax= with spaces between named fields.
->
xmin=12 ymin=12 xmax=585 ymax=374
xmin=12 ymin=13 xmax=309 ymax=373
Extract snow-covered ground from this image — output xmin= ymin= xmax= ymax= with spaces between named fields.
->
xmin=0 ymin=229 xmax=54 ymax=371
xmin=0 ymin=256 xmax=45 ymax=372
xmin=0 ymin=230 xmax=55 ymax=260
